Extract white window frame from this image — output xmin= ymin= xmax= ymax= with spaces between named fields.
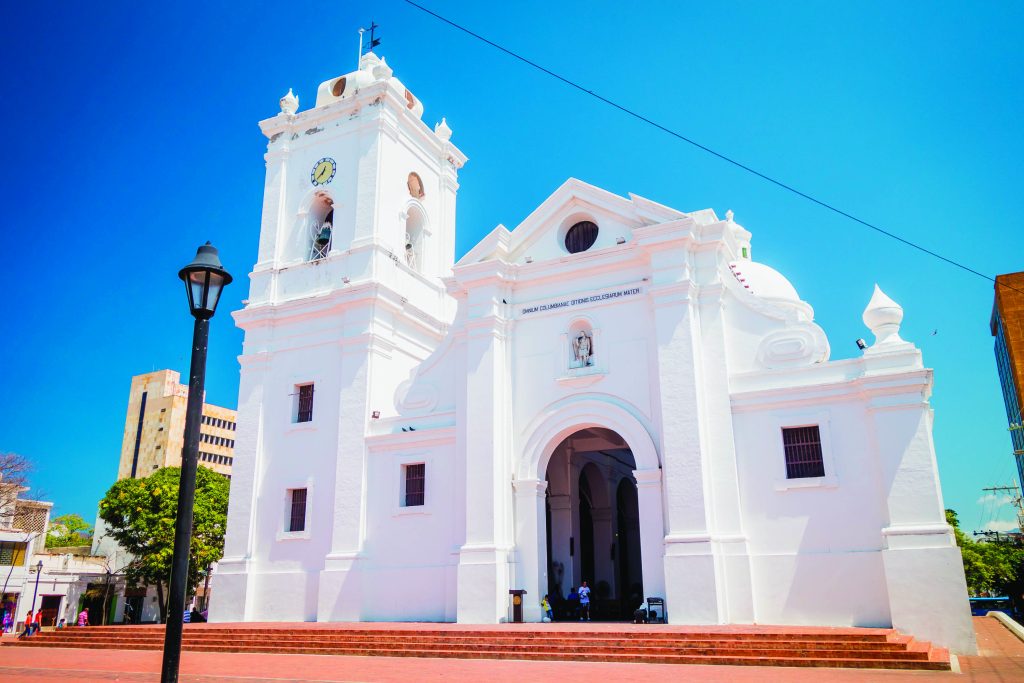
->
xmin=277 ymin=479 xmax=314 ymax=540
xmin=771 ymin=410 xmax=838 ymax=491
xmin=394 ymin=454 xmax=432 ymax=517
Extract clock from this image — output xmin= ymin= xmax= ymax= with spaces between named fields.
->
xmin=311 ymin=158 xmax=336 ymax=186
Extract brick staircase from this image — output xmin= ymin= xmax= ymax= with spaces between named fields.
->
xmin=3 ymin=624 xmax=951 ymax=670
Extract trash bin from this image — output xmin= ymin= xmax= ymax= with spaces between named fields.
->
xmin=508 ymin=589 xmax=527 ymax=623
xmin=646 ymin=597 xmax=666 ymax=624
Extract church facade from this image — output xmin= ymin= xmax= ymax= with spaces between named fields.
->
xmin=210 ymin=53 xmax=976 ymax=654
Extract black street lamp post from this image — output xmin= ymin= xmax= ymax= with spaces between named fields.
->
xmin=161 ymin=242 xmax=232 ymax=683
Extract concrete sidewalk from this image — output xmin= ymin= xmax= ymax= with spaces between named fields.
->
xmin=1 ymin=616 xmax=1021 ymax=682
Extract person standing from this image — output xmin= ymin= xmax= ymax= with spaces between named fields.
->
xmin=566 ymin=586 xmax=579 ymax=621
xmin=77 ymin=607 xmax=89 ymax=627
xmin=540 ymin=595 xmax=553 ymax=622
xmin=578 ymin=580 xmax=592 ymax=622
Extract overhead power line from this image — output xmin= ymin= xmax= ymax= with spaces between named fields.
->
xmin=402 ymin=0 xmax=1022 ymax=295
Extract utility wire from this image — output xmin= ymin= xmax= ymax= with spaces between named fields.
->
xmin=402 ymin=0 xmax=1023 ymax=295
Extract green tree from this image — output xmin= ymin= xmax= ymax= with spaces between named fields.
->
xmin=45 ymin=513 xmax=94 ymax=548
xmin=98 ymin=466 xmax=229 ymax=622
xmin=947 ymin=508 xmax=1024 ymax=599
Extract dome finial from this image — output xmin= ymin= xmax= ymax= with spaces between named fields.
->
xmin=279 ymin=88 xmax=298 ymax=115
xmin=862 ymin=284 xmax=904 ymax=347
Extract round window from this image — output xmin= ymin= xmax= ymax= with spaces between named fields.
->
xmin=564 ymin=221 xmax=598 ymax=254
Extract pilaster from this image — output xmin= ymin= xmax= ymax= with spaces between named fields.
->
xmin=457 ymin=286 xmax=513 ymax=622
xmin=868 ymin=390 xmax=977 ymax=653
xmin=512 ymin=478 xmax=547 ymax=622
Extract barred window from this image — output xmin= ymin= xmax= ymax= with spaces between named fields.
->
xmin=287 ymin=488 xmax=307 ymax=532
xmin=296 ymin=384 xmax=314 ymax=423
xmin=403 ymin=463 xmax=425 ymax=507
xmin=782 ymin=426 xmax=825 ymax=479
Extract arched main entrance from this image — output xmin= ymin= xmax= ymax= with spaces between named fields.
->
xmin=513 ymin=398 xmax=666 ymax=623
xmin=544 ymin=428 xmax=644 ymax=620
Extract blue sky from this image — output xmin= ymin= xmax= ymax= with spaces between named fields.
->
xmin=1 ymin=1 xmax=1022 ymax=534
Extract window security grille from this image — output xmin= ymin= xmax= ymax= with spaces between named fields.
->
xmin=782 ymin=426 xmax=825 ymax=479
xmin=288 ymin=489 xmax=307 ymax=532
xmin=297 ymin=384 xmax=314 ymax=423
xmin=404 ymin=463 xmax=425 ymax=507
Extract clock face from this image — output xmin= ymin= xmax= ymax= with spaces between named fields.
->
xmin=311 ymin=158 xmax=336 ymax=186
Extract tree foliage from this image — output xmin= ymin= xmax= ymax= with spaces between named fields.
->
xmin=98 ymin=466 xmax=229 ymax=622
xmin=947 ymin=508 xmax=1024 ymax=598
xmin=46 ymin=513 xmax=94 ymax=548
xmin=0 ymin=451 xmax=33 ymax=528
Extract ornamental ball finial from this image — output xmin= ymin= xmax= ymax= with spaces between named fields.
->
xmin=279 ymin=88 xmax=299 ymax=115
xmin=435 ymin=117 xmax=452 ymax=141
xmin=862 ymin=284 xmax=904 ymax=347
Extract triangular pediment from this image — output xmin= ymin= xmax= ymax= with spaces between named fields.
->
xmin=457 ymin=178 xmax=691 ymax=266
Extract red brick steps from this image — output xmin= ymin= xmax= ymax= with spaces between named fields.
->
xmin=2 ymin=624 xmax=951 ymax=670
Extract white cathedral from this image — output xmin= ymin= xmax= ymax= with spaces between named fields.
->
xmin=210 ymin=52 xmax=976 ymax=654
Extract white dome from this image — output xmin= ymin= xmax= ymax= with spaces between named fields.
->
xmin=729 ymin=260 xmax=800 ymax=303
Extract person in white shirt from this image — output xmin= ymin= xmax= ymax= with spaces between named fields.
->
xmin=578 ymin=580 xmax=592 ymax=621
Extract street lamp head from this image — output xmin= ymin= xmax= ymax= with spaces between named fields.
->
xmin=179 ymin=242 xmax=233 ymax=320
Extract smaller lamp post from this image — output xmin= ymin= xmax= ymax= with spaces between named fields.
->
xmin=29 ymin=560 xmax=42 ymax=612
xmin=29 ymin=560 xmax=42 ymax=633
xmin=161 ymin=242 xmax=232 ymax=683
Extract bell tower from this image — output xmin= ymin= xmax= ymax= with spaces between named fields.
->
xmin=214 ymin=51 xmax=467 ymax=624
xmin=246 ymin=51 xmax=467 ymax=311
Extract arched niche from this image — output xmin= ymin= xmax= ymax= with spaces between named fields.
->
xmin=403 ymin=202 xmax=427 ymax=272
xmin=567 ymin=317 xmax=597 ymax=369
xmin=290 ymin=190 xmax=335 ymax=262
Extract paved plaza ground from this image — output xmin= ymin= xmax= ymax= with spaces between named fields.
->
xmin=1 ymin=617 xmax=1021 ymax=682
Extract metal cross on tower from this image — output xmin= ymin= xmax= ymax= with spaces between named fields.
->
xmin=358 ymin=21 xmax=381 ymax=65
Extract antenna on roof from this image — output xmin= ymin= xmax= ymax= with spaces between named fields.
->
xmin=358 ymin=21 xmax=381 ymax=65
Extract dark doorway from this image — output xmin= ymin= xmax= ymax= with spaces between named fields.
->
xmin=38 ymin=595 xmax=61 ymax=628
xmin=544 ymin=428 xmax=643 ymax=621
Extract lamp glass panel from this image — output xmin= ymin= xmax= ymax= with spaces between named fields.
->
xmin=204 ymin=272 xmax=226 ymax=313
xmin=189 ymin=271 xmax=209 ymax=312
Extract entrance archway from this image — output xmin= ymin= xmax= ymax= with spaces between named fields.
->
xmin=544 ymin=428 xmax=643 ymax=620
xmin=513 ymin=398 xmax=665 ymax=623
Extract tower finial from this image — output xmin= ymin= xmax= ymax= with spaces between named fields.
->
xmin=358 ymin=21 xmax=381 ymax=67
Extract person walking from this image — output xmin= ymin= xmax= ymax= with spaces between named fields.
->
xmin=17 ymin=609 xmax=33 ymax=638
xmin=77 ymin=607 xmax=89 ymax=627
xmin=1 ymin=606 xmax=11 ymax=634
xmin=32 ymin=609 xmax=43 ymax=634
xmin=578 ymin=580 xmax=592 ymax=621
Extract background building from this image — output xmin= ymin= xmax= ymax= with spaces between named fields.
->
xmin=992 ymin=272 xmax=1024 ymax=486
xmin=1 ymin=480 xmax=54 ymax=630
xmin=116 ymin=369 xmax=237 ymax=480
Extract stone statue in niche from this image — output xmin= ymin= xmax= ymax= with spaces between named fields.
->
xmin=572 ymin=330 xmax=593 ymax=367
xmin=404 ymin=232 xmax=417 ymax=269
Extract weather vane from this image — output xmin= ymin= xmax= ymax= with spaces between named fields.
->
xmin=358 ymin=21 xmax=381 ymax=65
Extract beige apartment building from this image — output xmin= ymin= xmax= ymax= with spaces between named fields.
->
xmin=117 ymin=370 xmax=237 ymax=480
